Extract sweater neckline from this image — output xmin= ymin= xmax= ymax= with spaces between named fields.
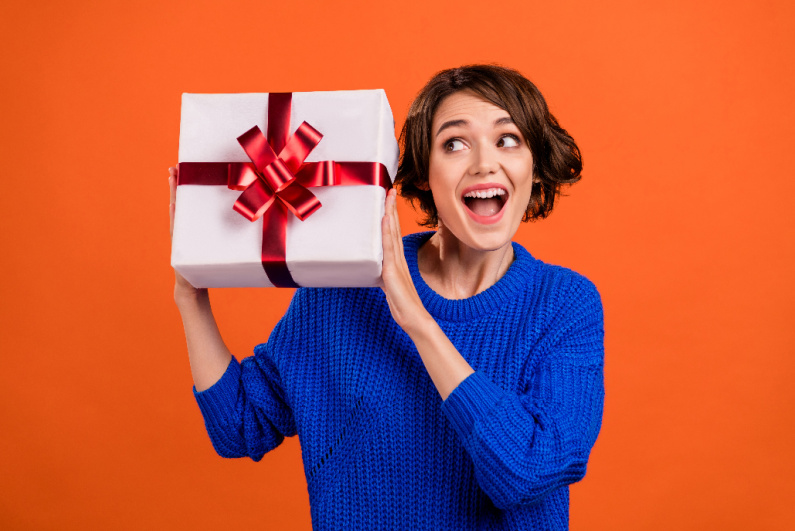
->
xmin=403 ymin=232 xmax=538 ymax=321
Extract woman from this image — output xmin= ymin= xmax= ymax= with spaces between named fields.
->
xmin=169 ymin=64 xmax=604 ymax=530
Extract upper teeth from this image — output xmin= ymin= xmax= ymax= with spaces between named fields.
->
xmin=463 ymin=188 xmax=506 ymax=199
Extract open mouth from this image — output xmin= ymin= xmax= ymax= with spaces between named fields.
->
xmin=461 ymin=185 xmax=508 ymax=223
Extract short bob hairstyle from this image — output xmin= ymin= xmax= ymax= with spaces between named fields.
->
xmin=396 ymin=64 xmax=583 ymax=227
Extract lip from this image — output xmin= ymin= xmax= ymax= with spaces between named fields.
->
xmin=460 ymin=182 xmax=509 ymax=225
xmin=461 ymin=182 xmax=509 ymax=197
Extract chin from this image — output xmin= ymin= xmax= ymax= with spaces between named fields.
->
xmin=440 ymin=218 xmax=516 ymax=253
xmin=466 ymin=230 xmax=514 ymax=252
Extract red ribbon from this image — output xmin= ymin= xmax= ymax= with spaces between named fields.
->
xmin=178 ymin=92 xmax=392 ymax=288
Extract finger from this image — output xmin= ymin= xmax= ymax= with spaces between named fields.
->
xmin=387 ymin=190 xmax=402 ymax=263
xmin=169 ymin=167 xmax=178 ymax=238
xmin=389 ymin=188 xmax=398 ymax=225
xmin=388 ymin=190 xmax=405 ymax=259
xmin=169 ymin=167 xmax=177 ymax=206
xmin=381 ymin=206 xmax=389 ymax=243
xmin=169 ymin=202 xmax=175 ymax=239
xmin=382 ymin=191 xmax=395 ymax=245
xmin=386 ymin=211 xmax=400 ymax=262
xmin=390 ymin=189 xmax=405 ymax=256
xmin=381 ymin=210 xmax=395 ymax=283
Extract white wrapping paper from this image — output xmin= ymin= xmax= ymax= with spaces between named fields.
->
xmin=172 ymin=90 xmax=399 ymax=288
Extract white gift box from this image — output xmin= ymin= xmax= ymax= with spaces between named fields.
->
xmin=172 ymin=90 xmax=400 ymax=288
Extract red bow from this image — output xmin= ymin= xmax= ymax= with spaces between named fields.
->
xmin=230 ymin=122 xmax=323 ymax=222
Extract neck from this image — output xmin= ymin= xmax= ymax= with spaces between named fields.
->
xmin=417 ymin=226 xmax=515 ymax=300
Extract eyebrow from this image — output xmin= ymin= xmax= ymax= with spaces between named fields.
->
xmin=434 ymin=116 xmax=515 ymax=138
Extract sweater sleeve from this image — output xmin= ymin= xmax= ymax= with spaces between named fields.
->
xmin=440 ymin=277 xmax=605 ymax=510
xmin=193 ymin=343 xmax=297 ymax=461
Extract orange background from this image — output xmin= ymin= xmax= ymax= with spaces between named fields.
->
xmin=1 ymin=0 xmax=793 ymax=529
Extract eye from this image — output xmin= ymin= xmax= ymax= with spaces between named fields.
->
xmin=444 ymin=138 xmax=466 ymax=152
xmin=497 ymin=134 xmax=520 ymax=148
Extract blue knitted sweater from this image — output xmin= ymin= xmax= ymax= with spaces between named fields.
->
xmin=194 ymin=232 xmax=605 ymax=530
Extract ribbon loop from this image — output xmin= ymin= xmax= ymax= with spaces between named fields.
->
xmin=233 ymin=179 xmax=276 ymax=221
xmin=237 ymin=126 xmax=277 ymax=172
xmin=277 ymin=182 xmax=322 ymax=220
xmin=280 ymin=122 xmax=323 ymax=173
xmin=228 ymin=163 xmax=258 ymax=190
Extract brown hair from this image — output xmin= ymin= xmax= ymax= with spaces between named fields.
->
xmin=395 ymin=64 xmax=583 ymax=227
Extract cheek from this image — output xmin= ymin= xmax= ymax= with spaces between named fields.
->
xmin=507 ymin=159 xmax=535 ymax=192
xmin=428 ymin=164 xmax=459 ymax=200
xmin=425 ymin=152 xmax=449 ymax=193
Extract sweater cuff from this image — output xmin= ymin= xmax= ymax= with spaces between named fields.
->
xmin=193 ymin=356 xmax=241 ymax=427
xmin=441 ymin=371 xmax=507 ymax=440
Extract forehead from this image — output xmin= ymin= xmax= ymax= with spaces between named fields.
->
xmin=432 ymin=90 xmax=511 ymax=130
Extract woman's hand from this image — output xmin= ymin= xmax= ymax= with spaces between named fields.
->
xmin=169 ymin=167 xmax=206 ymax=303
xmin=380 ymin=188 xmax=474 ymax=399
xmin=380 ymin=188 xmax=432 ymax=335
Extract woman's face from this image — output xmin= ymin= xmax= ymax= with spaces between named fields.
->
xmin=428 ymin=90 xmax=536 ymax=253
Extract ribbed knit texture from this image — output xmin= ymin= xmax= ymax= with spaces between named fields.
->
xmin=194 ymin=232 xmax=605 ymax=530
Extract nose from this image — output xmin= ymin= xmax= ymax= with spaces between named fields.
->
xmin=468 ymin=142 xmax=499 ymax=176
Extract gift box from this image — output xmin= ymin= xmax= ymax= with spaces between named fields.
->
xmin=172 ymin=90 xmax=400 ymax=288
